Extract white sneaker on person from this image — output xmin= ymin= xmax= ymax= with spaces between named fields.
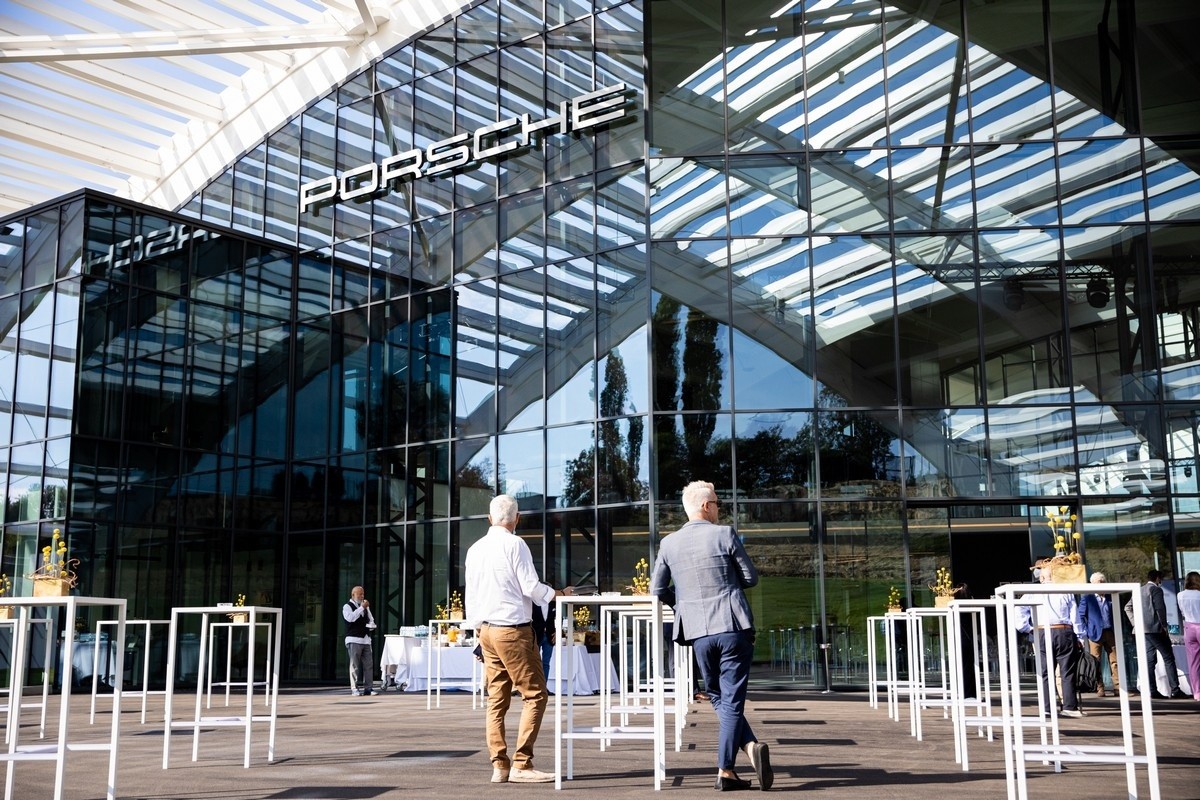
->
xmin=509 ymin=768 xmax=555 ymax=783
xmin=491 ymin=767 xmax=510 ymax=783
xmin=1060 ymin=709 xmax=1085 ymax=718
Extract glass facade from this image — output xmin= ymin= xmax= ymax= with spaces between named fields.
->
xmin=4 ymin=0 xmax=1199 ymax=684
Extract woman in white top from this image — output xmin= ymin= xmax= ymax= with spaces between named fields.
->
xmin=1178 ymin=571 xmax=1200 ymax=701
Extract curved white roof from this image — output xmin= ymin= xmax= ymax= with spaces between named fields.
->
xmin=0 ymin=0 xmax=473 ymax=219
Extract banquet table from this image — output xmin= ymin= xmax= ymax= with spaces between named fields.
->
xmin=1154 ymin=644 xmax=1192 ymax=696
xmin=546 ymin=644 xmax=617 ymax=695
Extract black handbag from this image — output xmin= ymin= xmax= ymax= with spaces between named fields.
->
xmin=1073 ymin=640 xmax=1102 ymax=693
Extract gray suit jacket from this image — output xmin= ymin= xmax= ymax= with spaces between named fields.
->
xmin=650 ymin=520 xmax=759 ymax=645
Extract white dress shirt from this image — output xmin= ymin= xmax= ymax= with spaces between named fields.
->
xmin=1179 ymin=588 xmax=1200 ymax=623
xmin=464 ymin=525 xmax=555 ymax=627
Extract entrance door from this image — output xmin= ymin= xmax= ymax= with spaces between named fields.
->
xmin=950 ymin=527 xmax=1032 ymax=601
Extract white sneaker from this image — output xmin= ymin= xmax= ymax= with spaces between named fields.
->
xmin=509 ymin=768 xmax=555 ymax=783
xmin=491 ymin=767 xmax=510 ymax=783
xmin=1060 ymin=709 xmax=1085 ymax=718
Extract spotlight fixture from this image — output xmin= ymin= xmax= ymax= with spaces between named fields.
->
xmin=1003 ymin=279 xmax=1024 ymax=311
xmin=1086 ymin=276 xmax=1110 ymax=308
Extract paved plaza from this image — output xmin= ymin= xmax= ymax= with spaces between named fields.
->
xmin=6 ymin=681 xmax=1198 ymax=800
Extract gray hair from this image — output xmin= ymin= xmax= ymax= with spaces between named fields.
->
xmin=489 ymin=494 xmax=519 ymax=527
xmin=681 ymin=481 xmax=715 ymax=517
xmin=1090 ymin=572 xmax=1107 ymax=583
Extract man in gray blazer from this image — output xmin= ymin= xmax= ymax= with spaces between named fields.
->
xmin=651 ymin=480 xmax=773 ymax=792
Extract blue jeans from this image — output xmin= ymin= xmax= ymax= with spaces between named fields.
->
xmin=693 ymin=630 xmax=756 ymax=770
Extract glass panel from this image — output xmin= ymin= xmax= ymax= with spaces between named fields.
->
xmin=265 ymin=119 xmax=301 ymax=244
xmin=886 ymin=9 xmax=970 ymax=147
xmin=893 ymin=234 xmax=980 ymax=406
xmin=499 ymin=428 xmax=544 ymax=507
xmin=905 ymin=407 xmax=984 ymax=497
xmin=811 ymin=236 xmax=896 ymax=406
xmin=298 ymin=96 xmax=336 ymax=251
xmin=810 ymin=150 xmax=890 ymax=234
xmin=646 ymin=0 xmax=723 ymax=156
xmin=597 ymin=244 xmax=648 ymax=416
xmin=547 ymin=176 xmax=594 ymax=260
xmin=548 ymin=422 xmax=594 ymax=509
xmin=652 ymin=412 xmax=731 ymax=501
xmin=974 ymin=143 xmax=1058 ymax=228
xmin=410 ymin=291 xmax=452 ymax=442
xmin=454 ymin=280 xmax=497 ymax=437
xmin=594 ymin=4 xmax=643 ymax=169
xmin=891 ymin=147 xmax=973 ymax=231
xmin=734 ymin=412 xmax=814 ymax=500
xmin=739 ymin=502 xmax=818 ymax=679
xmin=649 ymin=157 xmax=725 ymax=240
xmin=726 ymin=154 xmax=808 ymax=239
xmin=1145 ymin=140 xmax=1200 ymax=223
xmin=498 ymin=37 xmax=546 ymax=195
xmin=23 ymin=210 xmax=58 ymax=290
xmin=458 ymin=4 xmax=498 ymax=62
xmin=989 ymin=403 xmax=1079 ymax=498
xmin=498 ymin=267 xmax=544 ymax=430
xmin=232 ymin=144 xmax=266 ymax=236
xmin=499 ymin=190 xmax=545 ymax=272
xmin=547 ymin=257 xmax=594 ymax=426
xmin=967 ymin=0 xmax=1052 ymax=141
xmin=1165 ymin=405 xmax=1199 ymax=496
xmin=545 ymin=20 xmax=595 ymax=182
xmin=650 ymin=241 xmax=732 ymax=412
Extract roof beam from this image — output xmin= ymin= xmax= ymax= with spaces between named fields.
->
xmin=0 ymin=26 xmax=362 ymax=62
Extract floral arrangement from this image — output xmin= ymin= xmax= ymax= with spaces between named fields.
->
xmin=435 ymin=590 xmax=464 ymax=620
xmin=1045 ymin=506 xmax=1082 ymax=563
xmin=626 ymin=557 xmax=651 ymax=595
xmin=27 ymin=529 xmax=78 ymax=588
xmin=235 ymin=593 xmax=246 ymax=607
xmin=573 ymin=605 xmax=592 ymax=629
xmin=886 ymin=586 xmax=902 ymax=609
xmin=0 ymin=574 xmax=11 ymax=597
xmin=929 ymin=566 xmax=961 ymax=598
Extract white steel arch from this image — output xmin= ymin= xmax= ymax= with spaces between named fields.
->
xmin=0 ymin=0 xmax=475 ymax=218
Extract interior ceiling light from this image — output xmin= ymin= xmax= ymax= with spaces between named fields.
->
xmin=1087 ymin=276 xmax=1110 ymax=309
xmin=1003 ymin=279 xmax=1024 ymax=311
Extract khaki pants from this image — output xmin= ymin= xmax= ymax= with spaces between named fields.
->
xmin=1089 ymin=628 xmax=1120 ymax=692
xmin=479 ymin=624 xmax=548 ymax=771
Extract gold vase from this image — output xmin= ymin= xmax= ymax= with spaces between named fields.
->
xmin=33 ymin=578 xmax=71 ymax=597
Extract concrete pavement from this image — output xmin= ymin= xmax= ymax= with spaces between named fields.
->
xmin=6 ymin=684 xmax=1198 ymax=799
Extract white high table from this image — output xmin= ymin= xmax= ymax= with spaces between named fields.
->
xmin=1 ymin=617 xmax=53 ymax=741
xmin=162 ymin=605 xmax=282 ymax=770
xmin=0 ymin=596 xmax=126 ymax=800
xmin=424 ymin=620 xmax=481 ymax=709
xmin=90 ymin=619 xmax=169 ymax=725
xmin=554 ymin=594 xmax=666 ymax=791
xmin=996 ymin=583 xmax=1160 ymax=800
xmin=206 ymin=621 xmax=274 ymax=708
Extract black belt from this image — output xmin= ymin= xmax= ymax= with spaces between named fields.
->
xmin=484 ymin=621 xmax=531 ymax=628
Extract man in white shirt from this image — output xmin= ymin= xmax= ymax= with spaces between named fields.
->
xmin=1016 ymin=568 xmax=1087 ymax=717
xmin=342 ymin=586 xmax=376 ymax=696
xmin=465 ymin=494 xmax=574 ymax=784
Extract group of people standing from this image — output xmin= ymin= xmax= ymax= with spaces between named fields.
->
xmin=1025 ymin=567 xmax=1200 ymax=716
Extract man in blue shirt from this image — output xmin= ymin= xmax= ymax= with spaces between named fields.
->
xmin=1079 ymin=572 xmax=1124 ymax=697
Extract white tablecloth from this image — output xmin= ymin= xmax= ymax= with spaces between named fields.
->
xmin=1154 ymin=644 xmax=1192 ymax=696
xmin=405 ymin=644 xmax=477 ymax=692
xmin=546 ymin=644 xmax=617 ymax=695
xmin=379 ymin=635 xmax=422 ymax=685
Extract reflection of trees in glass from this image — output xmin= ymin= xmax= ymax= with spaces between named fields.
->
xmin=563 ymin=351 xmax=646 ymax=505
xmin=735 ymin=426 xmax=810 ymax=495
xmin=652 ymin=295 xmax=725 ymax=496
xmin=801 ymin=388 xmax=893 ymax=484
